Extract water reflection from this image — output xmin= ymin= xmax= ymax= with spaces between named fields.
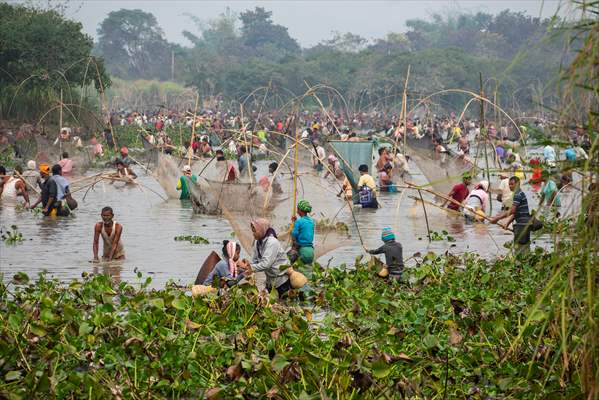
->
xmin=91 ymin=261 xmax=123 ymax=283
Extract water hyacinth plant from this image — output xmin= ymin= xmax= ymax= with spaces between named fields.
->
xmin=0 ymin=225 xmax=24 ymax=245
xmin=174 ymin=235 xmax=210 ymax=245
xmin=0 ymin=242 xmax=594 ymax=399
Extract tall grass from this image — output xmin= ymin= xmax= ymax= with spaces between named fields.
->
xmin=519 ymin=1 xmax=599 ymax=397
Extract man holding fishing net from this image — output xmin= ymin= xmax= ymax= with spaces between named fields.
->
xmin=114 ymin=160 xmax=137 ymax=181
xmin=0 ymin=165 xmax=30 ymax=207
xmin=489 ymin=176 xmax=534 ymax=251
xmin=29 ymin=164 xmax=69 ymax=217
xmin=115 ymin=147 xmax=132 ymax=167
xmin=367 ymin=228 xmax=404 ymax=281
xmin=442 ymin=172 xmax=472 ymax=211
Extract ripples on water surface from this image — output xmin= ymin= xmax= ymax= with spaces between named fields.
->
xmin=1 ymin=159 xmax=576 ymax=288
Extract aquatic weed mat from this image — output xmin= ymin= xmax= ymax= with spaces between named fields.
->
xmin=0 ymin=247 xmax=591 ymax=399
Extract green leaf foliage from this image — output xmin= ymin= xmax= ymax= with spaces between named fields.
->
xmin=0 ymin=245 xmax=592 ymax=398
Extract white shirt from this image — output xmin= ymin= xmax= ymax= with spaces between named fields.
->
xmin=313 ymin=146 xmax=325 ymax=165
xmin=498 ymin=178 xmax=513 ymax=208
xmin=228 ymin=141 xmax=237 ymax=154
xmin=574 ymin=146 xmax=588 ymax=160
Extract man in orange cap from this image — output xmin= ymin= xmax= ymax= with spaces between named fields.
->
xmin=115 ymin=146 xmax=132 ymax=167
xmin=29 ymin=163 xmax=60 ymax=216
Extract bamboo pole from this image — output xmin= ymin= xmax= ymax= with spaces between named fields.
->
xmin=392 ymin=65 xmax=410 ymax=157
xmin=128 ymin=154 xmax=152 ymax=174
xmin=402 ymin=65 xmax=410 ymax=156
xmin=59 ymin=88 xmax=63 ymax=154
xmin=92 ymin=59 xmax=117 ymax=150
xmin=480 ymin=73 xmax=493 ymax=214
xmin=403 ymin=181 xmax=512 ymax=231
xmin=68 ymin=172 xmax=104 ymax=186
xmin=417 ymin=189 xmax=432 ymax=241
xmin=239 ymin=104 xmax=254 ymax=183
xmin=291 ymin=114 xmax=300 ymax=219
xmin=188 ymin=93 xmax=199 ymax=167
xmin=408 ymin=195 xmax=461 ymax=216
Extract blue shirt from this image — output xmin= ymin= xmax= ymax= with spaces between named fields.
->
xmin=564 ymin=148 xmax=576 ymax=161
xmin=292 ymin=215 xmax=314 ymax=247
xmin=512 ymin=189 xmax=530 ymax=225
xmin=203 ymin=260 xmax=244 ymax=286
xmin=52 ymin=175 xmax=70 ymax=201
xmin=542 ymin=179 xmax=560 ymax=207
xmin=543 ymin=145 xmax=556 ymax=162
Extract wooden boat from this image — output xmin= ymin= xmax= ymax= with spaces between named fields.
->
xmin=194 ymin=251 xmax=222 ymax=285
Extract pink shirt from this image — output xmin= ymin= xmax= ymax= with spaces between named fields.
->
xmin=58 ymin=158 xmax=74 ymax=176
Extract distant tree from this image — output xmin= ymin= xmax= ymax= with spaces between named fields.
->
xmin=177 ymin=6 xmax=567 ymax=114
xmin=0 ymin=2 xmax=109 ymax=120
xmin=323 ymin=32 xmax=369 ymax=53
xmin=238 ymin=7 xmax=301 ymax=55
xmin=182 ymin=10 xmax=246 ymax=95
xmin=183 ymin=8 xmax=240 ymax=54
xmin=488 ymin=10 xmax=548 ymax=57
xmin=369 ymin=32 xmax=412 ymax=55
xmin=96 ymin=9 xmax=172 ymax=80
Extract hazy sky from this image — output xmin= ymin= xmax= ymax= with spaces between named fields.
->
xmin=19 ymin=0 xmax=563 ymax=47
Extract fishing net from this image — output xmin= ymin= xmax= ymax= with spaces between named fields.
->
xmin=153 ymin=152 xmax=191 ymax=199
xmin=154 ymin=148 xmax=353 ymax=258
xmin=34 ymin=135 xmax=95 ymax=176
xmin=406 ymin=145 xmax=474 ymax=195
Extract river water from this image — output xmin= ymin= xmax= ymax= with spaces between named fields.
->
xmin=0 ymin=158 xmax=578 ymax=288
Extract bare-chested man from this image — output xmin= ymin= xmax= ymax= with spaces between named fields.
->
xmin=0 ymin=165 xmax=30 ymax=206
xmin=93 ymin=206 xmax=125 ymax=262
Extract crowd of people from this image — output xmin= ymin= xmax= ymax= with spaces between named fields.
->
xmin=1 ymin=105 xmax=595 ymax=298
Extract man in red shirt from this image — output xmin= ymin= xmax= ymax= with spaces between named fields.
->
xmin=443 ymin=172 xmax=472 ymax=211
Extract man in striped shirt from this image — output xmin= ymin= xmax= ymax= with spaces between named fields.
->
xmin=489 ymin=176 xmax=531 ymax=251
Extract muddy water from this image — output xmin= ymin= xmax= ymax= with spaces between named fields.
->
xmin=0 ymin=159 xmax=576 ymax=288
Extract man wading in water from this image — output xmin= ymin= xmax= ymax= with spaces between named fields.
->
xmin=93 ymin=206 xmax=125 ymax=262
xmin=489 ymin=176 xmax=533 ymax=252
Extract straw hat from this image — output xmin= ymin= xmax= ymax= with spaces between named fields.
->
xmin=191 ymin=284 xmax=217 ymax=298
xmin=288 ymin=268 xmax=308 ymax=289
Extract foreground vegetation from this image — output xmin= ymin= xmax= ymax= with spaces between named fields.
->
xmin=1 ymin=241 xmax=595 ymax=398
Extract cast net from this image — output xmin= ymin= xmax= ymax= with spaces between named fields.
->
xmin=154 ymin=146 xmax=353 ymax=258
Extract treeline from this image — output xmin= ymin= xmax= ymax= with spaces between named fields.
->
xmin=0 ymin=3 xmax=110 ymax=123
xmin=0 ymin=2 xmax=570 ymax=123
xmin=95 ymin=7 xmax=568 ymax=113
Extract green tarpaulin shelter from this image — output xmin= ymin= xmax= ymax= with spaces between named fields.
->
xmin=329 ymin=140 xmax=375 ymax=192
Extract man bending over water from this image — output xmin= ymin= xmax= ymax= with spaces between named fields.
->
xmin=93 ymin=206 xmax=125 ymax=262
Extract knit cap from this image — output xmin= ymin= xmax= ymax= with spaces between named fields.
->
xmin=381 ymin=227 xmax=395 ymax=241
xmin=297 ymin=199 xmax=312 ymax=213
